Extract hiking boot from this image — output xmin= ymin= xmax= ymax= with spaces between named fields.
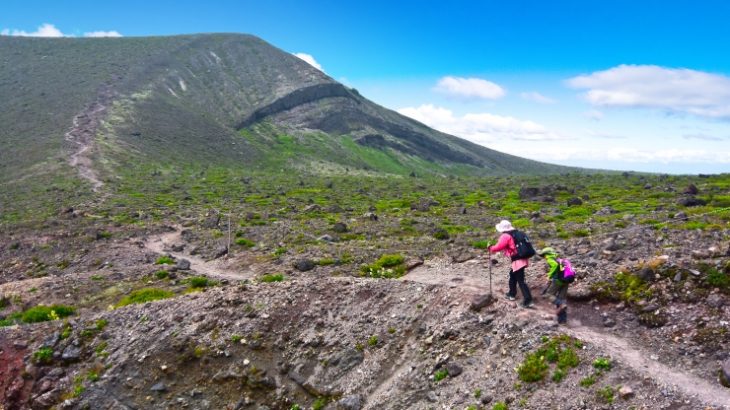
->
xmin=521 ymin=301 xmax=535 ymax=309
xmin=504 ymin=293 xmax=516 ymax=301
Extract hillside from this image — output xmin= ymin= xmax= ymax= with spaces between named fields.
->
xmin=0 ymin=33 xmax=565 ymax=189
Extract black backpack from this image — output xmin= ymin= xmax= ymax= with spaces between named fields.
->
xmin=507 ymin=230 xmax=536 ymax=261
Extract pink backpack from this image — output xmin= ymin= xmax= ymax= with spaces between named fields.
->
xmin=557 ymin=258 xmax=575 ymax=283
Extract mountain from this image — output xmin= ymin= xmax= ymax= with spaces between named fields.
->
xmin=0 ymin=33 xmax=567 ymax=190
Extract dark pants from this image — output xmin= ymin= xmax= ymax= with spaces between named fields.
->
xmin=508 ymin=267 xmax=532 ymax=305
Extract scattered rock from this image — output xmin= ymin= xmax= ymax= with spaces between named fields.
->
xmin=332 ymin=222 xmax=348 ymax=233
xmin=176 ymin=259 xmax=191 ymax=270
xmin=61 ymin=345 xmax=81 ymax=362
xmin=707 ymin=294 xmax=724 ymax=308
xmin=619 ymin=385 xmax=635 ymax=399
xmin=202 ymin=214 xmax=220 ymax=228
xmin=567 ymin=197 xmax=583 ymax=206
xmin=337 ymin=395 xmax=362 ymax=410
xmin=678 ymin=197 xmax=707 ymax=207
xmin=445 ymin=362 xmax=463 ymax=377
xmin=150 ymin=382 xmax=167 ymax=392
xmin=683 ymin=184 xmax=699 ymax=195
xmin=470 ymin=294 xmax=494 ymax=311
xmin=293 ymin=259 xmax=315 ymax=272
xmin=363 ymin=212 xmax=378 ymax=221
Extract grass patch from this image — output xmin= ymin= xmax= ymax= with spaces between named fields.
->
xmin=1 ymin=305 xmax=76 ymax=326
xmin=155 ymin=256 xmax=175 ymax=265
xmin=154 ymin=270 xmax=169 ymax=280
xmin=115 ymin=288 xmax=174 ymax=307
xmin=434 ymin=368 xmax=449 ymax=382
xmin=235 ymin=238 xmax=255 ymax=247
xmin=517 ymin=334 xmax=581 ymax=383
xmin=32 ymin=347 xmax=54 ymax=364
xmin=260 ymin=273 xmax=284 ymax=283
xmin=361 ymin=253 xmax=407 ymax=279
xmin=188 ymin=276 xmax=213 ymax=289
xmin=592 ymin=357 xmax=611 ymax=371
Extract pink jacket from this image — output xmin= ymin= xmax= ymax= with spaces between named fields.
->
xmin=489 ymin=232 xmax=529 ymax=271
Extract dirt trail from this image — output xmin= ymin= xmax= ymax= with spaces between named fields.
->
xmin=403 ymin=257 xmax=730 ymax=410
xmin=142 ymin=227 xmax=255 ymax=281
xmin=65 ymin=85 xmax=114 ymax=192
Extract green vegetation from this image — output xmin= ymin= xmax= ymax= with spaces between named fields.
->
xmin=32 ymin=347 xmax=54 ymax=364
xmin=187 ymin=276 xmax=213 ymax=289
xmin=0 ymin=304 xmax=76 ymax=327
xmin=312 ymin=398 xmax=327 ymax=410
xmin=492 ymin=402 xmax=508 ymax=410
xmin=115 ymin=288 xmax=174 ymax=307
xmin=580 ymin=374 xmax=597 ymax=387
xmin=596 ymin=386 xmax=615 ymax=404
xmin=593 ymin=357 xmax=612 ymax=371
xmin=155 ymin=270 xmax=169 ymax=279
xmin=260 ymin=273 xmax=284 ymax=283
xmin=235 ymin=238 xmax=256 ymax=248
xmin=368 ymin=335 xmax=378 ymax=347
xmin=434 ymin=368 xmax=449 ymax=382
xmin=155 ymin=256 xmax=175 ymax=265
xmin=361 ymin=253 xmax=407 ymax=279
xmin=592 ymin=271 xmax=652 ymax=304
xmin=517 ymin=334 xmax=582 ymax=383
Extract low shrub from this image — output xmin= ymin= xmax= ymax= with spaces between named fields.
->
xmin=434 ymin=368 xmax=448 ymax=382
xmin=155 ymin=256 xmax=175 ymax=265
xmin=361 ymin=253 xmax=407 ymax=279
xmin=115 ymin=288 xmax=174 ymax=307
xmin=32 ymin=347 xmax=53 ymax=364
xmin=260 ymin=273 xmax=284 ymax=283
xmin=235 ymin=238 xmax=255 ymax=248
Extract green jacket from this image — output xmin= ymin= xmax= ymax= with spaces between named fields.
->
xmin=544 ymin=253 xmax=560 ymax=279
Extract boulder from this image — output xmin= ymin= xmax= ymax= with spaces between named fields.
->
xmin=567 ymin=197 xmax=583 ymax=206
xmin=618 ymin=385 xmax=635 ymax=399
xmin=678 ymin=196 xmax=707 ymax=207
xmin=337 ymin=395 xmax=362 ymax=410
xmin=683 ymin=184 xmax=699 ymax=195
xmin=176 ymin=259 xmax=191 ymax=270
xmin=294 ymin=259 xmax=315 ymax=272
xmin=332 ymin=222 xmax=348 ymax=233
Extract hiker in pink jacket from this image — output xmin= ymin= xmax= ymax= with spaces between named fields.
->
xmin=489 ymin=220 xmax=534 ymax=308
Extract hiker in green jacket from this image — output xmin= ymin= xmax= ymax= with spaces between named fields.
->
xmin=538 ymin=247 xmax=568 ymax=324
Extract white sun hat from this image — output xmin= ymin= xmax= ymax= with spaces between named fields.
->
xmin=495 ymin=220 xmax=514 ymax=233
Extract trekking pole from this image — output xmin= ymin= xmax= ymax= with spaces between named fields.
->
xmin=488 ymin=254 xmax=493 ymax=298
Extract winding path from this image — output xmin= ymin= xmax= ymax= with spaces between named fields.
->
xmin=65 ymin=86 xmax=114 ymax=192
xmin=142 ymin=227 xmax=255 ymax=281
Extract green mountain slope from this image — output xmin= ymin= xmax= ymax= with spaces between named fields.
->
xmin=0 ymin=33 xmax=568 ymax=189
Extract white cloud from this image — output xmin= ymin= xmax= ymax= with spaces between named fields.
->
xmin=1 ymin=23 xmax=122 ymax=38
xmin=583 ymin=109 xmax=604 ymax=121
xmin=2 ymin=23 xmax=64 ymax=37
xmin=567 ymin=64 xmax=730 ymax=119
xmin=84 ymin=30 xmax=122 ymax=38
xmin=293 ymin=52 xmax=324 ymax=72
xmin=397 ymin=104 xmax=564 ymax=143
xmin=520 ymin=91 xmax=556 ymax=104
xmin=434 ymin=76 xmax=506 ymax=100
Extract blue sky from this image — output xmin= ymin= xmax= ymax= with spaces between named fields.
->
xmin=3 ymin=0 xmax=730 ymax=173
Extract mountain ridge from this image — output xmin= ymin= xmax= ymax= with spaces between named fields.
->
xmin=0 ymin=33 xmax=571 ymax=191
